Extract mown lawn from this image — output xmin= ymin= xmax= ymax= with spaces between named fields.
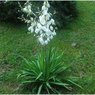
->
xmin=0 ymin=1 xmax=95 ymax=94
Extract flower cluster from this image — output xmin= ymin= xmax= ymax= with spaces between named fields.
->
xmin=22 ymin=1 xmax=56 ymax=45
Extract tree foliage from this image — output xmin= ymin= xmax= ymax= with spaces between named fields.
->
xmin=0 ymin=1 xmax=77 ymax=27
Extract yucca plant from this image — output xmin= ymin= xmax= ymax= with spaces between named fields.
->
xmin=17 ymin=48 xmax=82 ymax=94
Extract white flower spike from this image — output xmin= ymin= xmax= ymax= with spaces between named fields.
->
xmin=22 ymin=1 xmax=57 ymax=45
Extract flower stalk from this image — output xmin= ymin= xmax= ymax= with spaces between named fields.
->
xmin=21 ymin=0 xmax=57 ymax=45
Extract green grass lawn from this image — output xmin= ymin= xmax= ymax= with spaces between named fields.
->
xmin=0 ymin=1 xmax=95 ymax=94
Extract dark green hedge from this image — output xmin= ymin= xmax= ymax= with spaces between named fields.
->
xmin=50 ymin=1 xmax=78 ymax=28
xmin=0 ymin=1 xmax=24 ymax=22
xmin=0 ymin=1 xmax=77 ymax=27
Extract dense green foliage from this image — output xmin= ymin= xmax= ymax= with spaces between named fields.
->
xmin=0 ymin=1 xmax=24 ymax=22
xmin=0 ymin=1 xmax=77 ymax=27
xmin=50 ymin=1 xmax=77 ymax=28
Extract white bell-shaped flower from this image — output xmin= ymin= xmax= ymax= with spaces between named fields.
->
xmin=44 ymin=40 xmax=48 ymax=45
xmin=46 ymin=1 xmax=50 ymax=8
xmin=46 ymin=13 xmax=50 ymax=20
xmin=39 ymin=15 xmax=46 ymax=25
xmin=51 ymin=19 xmax=55 ymax=25
xmin=23 ymin=4 xmax=32 ymax=14
xmin=50 ymin=35 xmax=53 ymax=39
xmin=50 ymin=26 xmax=53 ymax=31
xmin=28 ymin=26 xmax=34 ymax=33
xmin=52 ymin=30 xmax=56 ymax=36
xmin=23 ymin=7 xmax=28 ymax=13
xmin=42 ymin=10 xmax=48 ymax=15
xmin=35 ymin=28 xmax=39 ymax=34
xmin=37 ymin=23 xmax=42 ymax=29
xmin=38 ymin=37 xmax=45 ymax=45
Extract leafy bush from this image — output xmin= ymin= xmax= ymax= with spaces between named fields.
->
xmin=17 ymin=48 xmax=81 ymax=94
xmin=50 ymin=1 xmax=77 ymax=28
xmin=0 ymin=1 xmax=24 ymax=22
xmin=0 ymin=1 xmax=77 ymax=27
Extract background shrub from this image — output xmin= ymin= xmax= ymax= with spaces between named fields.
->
xmin=0 ymin=1 xmax=77 ymax=27
xmin=0 ymin=1 xmax=24 ymax=22
xmin=50 ymin=1 xmax=77 ymax=28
